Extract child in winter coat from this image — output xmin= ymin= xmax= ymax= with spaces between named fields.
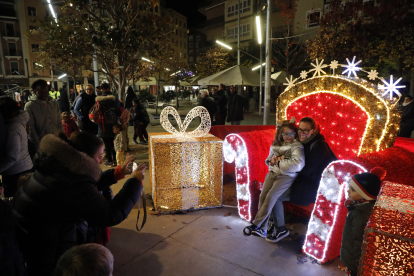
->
xmin=340 ymin=167 xmax=386 ymax=276
xmin=243 ymin=117 xmax=305 ymax=241
xmin=61 ymin=112 xmax=79 ymax=138
xmin=113 ymin=123 xmax=127 ymax=166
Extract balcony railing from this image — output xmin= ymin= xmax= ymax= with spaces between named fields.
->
xmin=5 ymin=69 xmax=25 ymax=76
xmin=2 ymin=31 xmax=20 ymax=37
xmin=4 ymin=51 xmax=22 ymax=57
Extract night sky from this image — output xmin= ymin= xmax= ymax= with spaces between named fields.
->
xmin=165 ymin=0 xmax=206 ymax=28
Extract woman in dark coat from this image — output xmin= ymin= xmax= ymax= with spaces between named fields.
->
xmin=11 ymin=132 xmax=147 ymax=276
xmin=73 ymin=84 xmax=98 ymax=135
xmin=399 ymin=95 xmax=414 ymax=138
xmin=124 ymin=86 xmax=137 ymax=110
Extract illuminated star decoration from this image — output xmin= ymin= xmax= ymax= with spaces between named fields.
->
xmin=341 ymin=56 xmax=362 ymax=78
xmin=283 ymin=75 xmax=298 ymax=89
xmin=367 ymin=69 xmax=379 ymax=81
xmin=300 ymin=70 xmax=308 ymax=80
xmin=378 ymin=75 xmax=405 ymax=100
xmin=329 ymin=60 xmax=339 ymax=75
xmin=309 ymin=59 xmax=328 ymax=77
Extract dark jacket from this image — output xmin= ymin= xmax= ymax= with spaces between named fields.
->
xmin=198 ymin=95 xmax=216 ymax=120
xmin=0 ymin=200 xmax=26 ymax=276
xmin=227 ymin=93 xmax=244 ymax=122
xmin=213 ymin=89 xmax=228 ymax=115
xmin=59 ymin=88 xmax=70 ymax=112
xmin=340 ymin=202 xmax=375 ymax=273
xmin=74 ymin=93 xmax=98 ymax=135
xmin=289 ymin=133 xmax=337 ymax=206
xmin=96 ymin=95 xmax=120 ymax=139
xmin=401 ymin=101 xmax=414 ymax=125
xmin=70 ymin=91 xmax=78 ymax=105
xmin=125 ymin=91 xmax=137 ymax=109
xmin=132 ymin=104 xmax=150 ymax=125
xmin=11 ymin=134 xmax=142 ymax=275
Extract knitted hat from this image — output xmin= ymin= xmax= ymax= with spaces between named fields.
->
xmin=349 ymin=167 xmax=386 ymax=200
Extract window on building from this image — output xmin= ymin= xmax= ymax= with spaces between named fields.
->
xmin=10 ymin=61 xmax=19 ymax=75
xmin=189 ymin=56 xmax=194 ymax=63
xmin=306 ymin=10 xmax=321 ymax=28
xmin=189 ymin=42 xmax=194 ymax=48
xmin=227 ymin=0 xmax=251 ymax=17
xmin=6 ymin=23 xmax=14 ymax=36
xmin=196 ymin=35 xmax=201 ymax=41
xmin=227 ymin=24 xmax=250 ymax=39
xmin=31 ymin=44 xmax=40 ymax=53
xmin=189 ymin=35 xmax=193 ymax=41
xmin=28 ymin=7 xmax=36 ymax=16
xmin=8 ymin=42 xmax=17 ymax=56
xmin=189 ymin=49 xmax=194 ymax=55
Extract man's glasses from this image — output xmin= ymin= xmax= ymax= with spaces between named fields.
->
xmin=282 ymin=132 xmax=296 ymax=137
xmin=298 ymin=128 xmax=313 ymax=134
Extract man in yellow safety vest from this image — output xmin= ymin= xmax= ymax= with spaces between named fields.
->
xmin=49 ymin=87 xmax=60 ymax=100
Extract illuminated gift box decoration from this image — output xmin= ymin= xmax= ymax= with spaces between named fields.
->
xmin=359 ymin=182 xmax=414 ymax=275
xmin=149 ymin=106 xmax=223 ymax=213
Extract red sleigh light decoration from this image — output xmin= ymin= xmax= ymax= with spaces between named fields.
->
xmin=223 ymin=57 xmax=406 ymax=264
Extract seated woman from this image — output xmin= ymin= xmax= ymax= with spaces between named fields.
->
xmin=266 ymin=117 xmax=337 ymax=243
xmin=11 ymin=132 xmax=147 ymax=276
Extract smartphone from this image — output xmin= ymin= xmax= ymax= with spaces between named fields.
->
xmin=131 ymin=162 xmax=147 ymax=172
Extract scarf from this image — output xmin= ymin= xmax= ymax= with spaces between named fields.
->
xmin=301 ymin=132 xmax=318 ymax=145
xmin=403 ymin=100 xmax=413 ymax=107
xmin=344 ymin=198 xmax=373 ymax=208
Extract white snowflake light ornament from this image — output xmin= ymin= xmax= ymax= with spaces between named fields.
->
xmin=329 ymin=60 xmax=339 ymax=74
xmin=378 ymin=75 xmax=405 ymax=100
xmin=300 ymin=70 xmax=308 ymax=80
xmin=367 ymin=70 xmax=379 ymax=81
xmin=283 ymin=75 xmax=298 ymax=89
xmin=309 ymin=59 xmax=328 ymax=77
xmin=342 ymin=56 xmax=362 ymax=78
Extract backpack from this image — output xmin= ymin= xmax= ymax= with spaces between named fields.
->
xmin=89 ymin=101 xmax=104 ymax=124
xmin=102 ymin=106 xmax=118 ymax=125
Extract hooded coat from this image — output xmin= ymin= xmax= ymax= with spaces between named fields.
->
xmin=11 ymin=134 xmax=142 ymax=275
xmin=265 ymin=140 xmax=305 ymax=178
xmin=340 ymin=202 xmax=375 ymax=273
xmin=213 ymin=89 xmax=228 ymax=115
xmin=0 ymin=111 xmax=32 ymax=175
xmin=289 ymin=133 xmax=337 ymax=206
xmin=24 ymin=95 xmax=63 ymax=150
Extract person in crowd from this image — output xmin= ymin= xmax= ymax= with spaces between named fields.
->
xmin=119 ymin=102 xmax=131 ymax=151
xmin=74 ymin=85 xmax=97 ymax=135
xmin=0 ymin=199 xmax=27 ymax=276
xmin=101 ymin=83 xmax=120 ymax=108
xmin=70 ymin=88 xmax=78 ymax=106
xmin=210 ymin=87 xmax=217 ymax=97
xmin=125 ymin=86 xmax=137 ymax=110
xmin=96 ymin=86 xmax=102 ymax=96
xmin=59 ymin=85 xmax=70 ymax=112
xmin=49 ymin=87 xmax=60 ymax=100
xmin=22 ymin=89 xmax=31 ymax=104
xmin=198 ymin=89 xmax=216 ymax=124
xmin=61 ymin=111 xmax=79 ymax=138
xmin=113 ymin=123 xmax=127 ymax=166
xmin=0 ymin=97 xmax=33 ymax=198
xmin=399 ymin=95 xmax=414 ymax=138
xmin=243 ymin=118 xmax=305 ymax=239
xmin=213 ymin=84 xmax=228 ymax=125
xmin=25 ymin=79 xmax=63 ymax=150
xmin=341 ymin=167 xmax=385 ymax=276
xmin=266 ymin=117 xmax=337 ymax=243
xmin=96 ymin=89 xmax=120 ymax=166
xmin=11 ymin=132 xmax=147 ymax=276
xmin=132 ymin=98 xmax=150 ymax=145
xmin=54 ymin=244 xmax=114 ymax=276
xmin=227 ymin=85 xmax=244 ymax=125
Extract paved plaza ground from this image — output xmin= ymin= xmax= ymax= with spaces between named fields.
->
xmin=103 ymin=99 xmax=345 ymax=276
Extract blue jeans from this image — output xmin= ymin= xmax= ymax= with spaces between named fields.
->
xmin=271 ymin=187 xmax=291 ymax=227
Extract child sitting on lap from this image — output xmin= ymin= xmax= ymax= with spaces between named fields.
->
xmin=243 ymin=117 xmax=305 ymax=242
xmin=340 ymin=167 xmax=386 ymax=276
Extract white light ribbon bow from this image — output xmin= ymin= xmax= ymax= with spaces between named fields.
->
xmin=160 ymin=106 xmax=211 ymax=137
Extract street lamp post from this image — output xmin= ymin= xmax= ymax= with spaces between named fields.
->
xmin=263 ymin=0 xmax=272 ymax=125
xmin=256 ymin=15 xmax=263 ymax=116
